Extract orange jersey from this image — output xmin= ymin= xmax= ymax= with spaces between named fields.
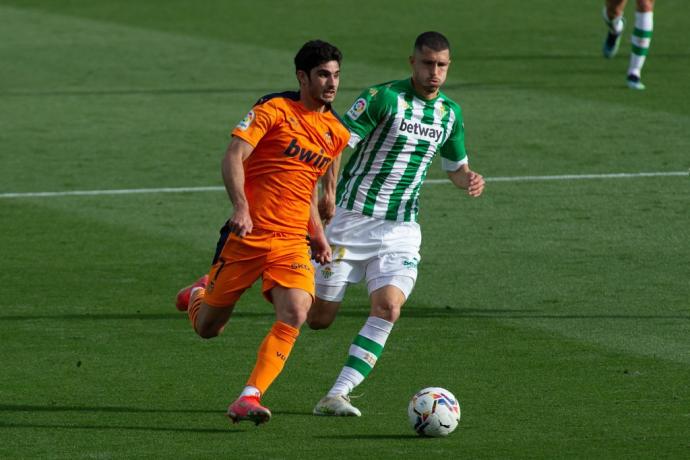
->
xmin=231 ymin=91 xmax=350 ymax=234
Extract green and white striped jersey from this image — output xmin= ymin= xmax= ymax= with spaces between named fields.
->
xmin=336 ymin=78 xmax=468 ymax=222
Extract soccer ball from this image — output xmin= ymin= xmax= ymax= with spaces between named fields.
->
xmin=408 ymin=387 xmax=461 ymax=437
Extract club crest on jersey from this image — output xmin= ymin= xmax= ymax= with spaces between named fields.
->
xmin=346 ymin=98 xmax=367 ymax=120
xmin=236 ymin=110 xmax=255 ymax=130
xmin=435 ymin=104 xmax=448 ymax=119
xmin=324 ymin=129 xmax=334 ymax=148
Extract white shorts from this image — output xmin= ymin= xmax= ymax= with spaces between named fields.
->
xmin=314 ymin=207 xmax=421 ymax=302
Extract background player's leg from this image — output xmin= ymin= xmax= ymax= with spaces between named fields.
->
xmin=602 ymin=0 xmax=627 ymax=58
xmin=626 ymin=0 xmax=654 ymax=89
xmin=606 ymin=0 xmax=627 ymax=20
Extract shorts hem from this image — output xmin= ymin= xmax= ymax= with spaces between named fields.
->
xmin=262 ymin=282 xmax=315 ymax=303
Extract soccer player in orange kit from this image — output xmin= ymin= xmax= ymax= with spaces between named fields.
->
xmin=175 ymin=40 xmax=349 ymax=425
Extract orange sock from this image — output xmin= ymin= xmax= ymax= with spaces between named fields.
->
xmin=246 ymin=321 xmax=300 ymax=396
xmin=187 ymin=288 xmax=205 ymax=331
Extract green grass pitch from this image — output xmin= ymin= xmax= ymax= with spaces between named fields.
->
xmin=1 ymin=0 xmax=689 ymax=458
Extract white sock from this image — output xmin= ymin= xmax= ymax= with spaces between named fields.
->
xmin=239 ymin=386 xmax=261 ymax=398
xmin=628 ymin=11 xmax=653 ymax=78
xmin=327 ymin=316 xmax=394 ymax=397
xmin=603 ymin=7 xmax=625 ymax=34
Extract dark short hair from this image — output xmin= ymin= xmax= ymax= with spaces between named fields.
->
xmin=414 ymin=31 xmax=451 ymax=53
xmin=294 ymin=40 xmax=342 ymax=74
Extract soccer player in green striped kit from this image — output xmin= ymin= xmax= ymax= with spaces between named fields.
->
xmin=602 ymin=0 xmax=655 ymax=90
xmin=308 ymin=31 xmax=485 ymax=416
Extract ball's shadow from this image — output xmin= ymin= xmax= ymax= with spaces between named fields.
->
xmin=315 ymin=434 xmax=419 ymax=440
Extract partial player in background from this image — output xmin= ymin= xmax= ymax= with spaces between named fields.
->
xmin=308 ymin=31 xmax=484 ymax=417
xmin=174 ymin=40 xmax=349 ymax=425
xmin=602 ymin=0 xmax=655 ymax=90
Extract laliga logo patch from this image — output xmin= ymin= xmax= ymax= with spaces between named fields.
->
xmin=346 ymin=98 xmax=367 ymax=120
xmin=236 ymin=110 xmax=255 ymax=131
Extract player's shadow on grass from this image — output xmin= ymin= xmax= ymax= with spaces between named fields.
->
xmin=0 ymin=404 xmax=238 ymax=434
xmin=0 ymin=313 xmax=186 ymax=321
xmin=0 ymin=311 xmax=287 ymax=321
xmin=2 ymin=308 xmax=688 ymax=321
xmin=0 ymin=421 xmax=237 ymax=434
xmin=337 ymin=307 xmax=690 ymax=320
xmin=316 ymin=434 xmax=419 ymax=440
xmin=271 ymin=409 xmax=317 ymax=417
xmin=0 ymin=403 xmax=218 ymax=414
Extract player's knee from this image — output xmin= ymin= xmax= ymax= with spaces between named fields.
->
xmin=279 ymin=305 xmax=309 ymax=328
xmin=371 ymin=301 xmax=402 ymax=323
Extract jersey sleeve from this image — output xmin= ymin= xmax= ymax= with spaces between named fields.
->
xmin=231 ymin=100 xmax=279 ymax=147
xmin=342 ymin=86 xmax=388 ymax=148
xmin=440 ymin=111 xmax=468 ymax=171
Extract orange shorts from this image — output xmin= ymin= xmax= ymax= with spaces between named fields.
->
xmin=203 ymin=227 xmax=315 ymax=308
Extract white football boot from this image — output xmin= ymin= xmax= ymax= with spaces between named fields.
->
xmin=313 ymin=394 xmax=362 ymax=417
xmin=626 ymin=74 xmax=646 ymax=90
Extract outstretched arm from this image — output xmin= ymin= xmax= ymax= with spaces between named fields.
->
xmin=221 ymin=136 xmax=255 ymax=237
xmin=447 ymin=163 xmax=485 ymax=197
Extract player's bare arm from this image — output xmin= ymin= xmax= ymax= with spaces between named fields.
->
xmin=309 ymin=184 xmax=332 ymax=265
xmin=447 ymin=163 xmax=485 ymax=197
xmin=318 ymin=154 xmax=341 ymax=224
xmin=222 ymin=136 xmax=254 ymax=237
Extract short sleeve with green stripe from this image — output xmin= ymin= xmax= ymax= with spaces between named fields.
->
xmin=336 ymin=78 xmax=469 ymax=222
xmin=439 ymin=100 xmax=467 ymax=171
